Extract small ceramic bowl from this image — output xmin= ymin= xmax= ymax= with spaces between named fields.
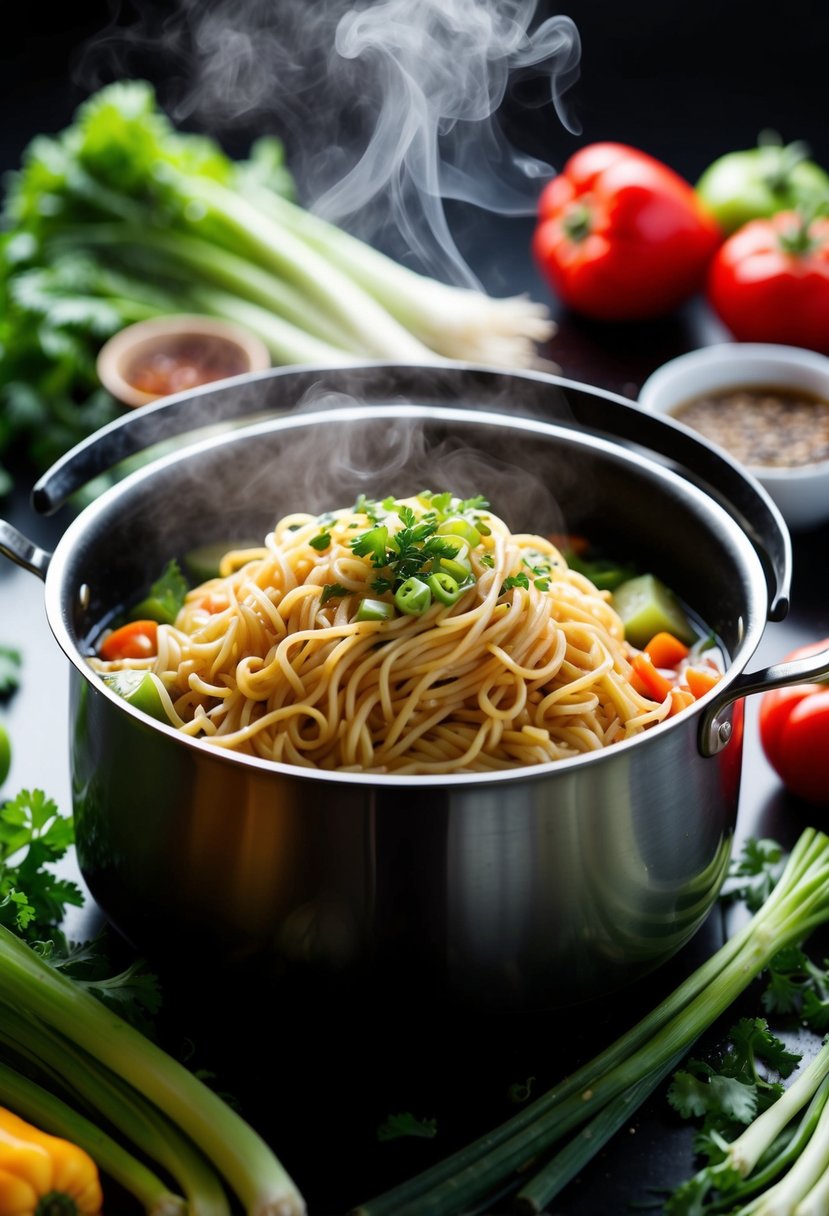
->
xmin=96 ymin=314 xmax=271 ymax=409
xmin=638 ymin=343 xmax=829 ymax=531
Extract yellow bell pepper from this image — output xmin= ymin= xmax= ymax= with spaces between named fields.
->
xmin=0 ymin=1107 xmax=102 ymax=1215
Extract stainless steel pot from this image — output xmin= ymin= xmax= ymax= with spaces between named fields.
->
xmin=4 ymin=362 xmax=829 ymax=1010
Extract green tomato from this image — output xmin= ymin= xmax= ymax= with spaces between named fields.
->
xmin=696 ymin=137 xmax=829 ymax=235
xmin=0 ymin=723 xmax=10 ymax=787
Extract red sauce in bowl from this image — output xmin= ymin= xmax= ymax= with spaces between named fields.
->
xmin=125 ymin=337 xmax=250 ymax=397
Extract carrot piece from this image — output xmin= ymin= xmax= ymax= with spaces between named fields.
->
xmin=684 ymin=666 xmax=722 ymax=698
xmin=644 ymin=631 xmax=690 ymax=669
xmin=99 ymin=619 xmax=158 ymax=661
xmin=631 ymin=653 xmax=673 ymax=702
xmin=669 ymin=687 xmax=697 ymax=717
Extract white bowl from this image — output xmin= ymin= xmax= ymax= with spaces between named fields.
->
xmin=638 ymin=343 xmax=829 ymax=531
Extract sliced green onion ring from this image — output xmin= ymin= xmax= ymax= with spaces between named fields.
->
xmin=394 ymin=577 xmax=432 ymax=616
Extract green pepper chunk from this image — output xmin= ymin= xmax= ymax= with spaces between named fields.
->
xmin=437 ymin=516 xmax=481 ymax=548
xmin=426 ymin=571 xmax=466 ymax=606
xmin=355 ymin=598 xmax=395 ymax=622
xmin=394 ymin=577 xmax=432 ymax=616
xmin=101 ymin=670 xmax=175 ymax=724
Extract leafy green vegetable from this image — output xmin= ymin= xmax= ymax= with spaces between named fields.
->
xmin=667 ymin=1018 xmax=798 ymax=1142
xmin=128 ymin=557 xmax=189 ymax=625
xmin=0 ymin=80 xmax=552 ymax=493
xmin=722 ymin=836 xmax=787 ymax=913
xmin=0 ymin=788 xmax=83 ymax=940
xmin=377 ymin=1112 xmax=438 ymax=1142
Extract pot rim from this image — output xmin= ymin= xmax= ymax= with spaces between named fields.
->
xmin=44 ymin=399 xmax=769 ymax=787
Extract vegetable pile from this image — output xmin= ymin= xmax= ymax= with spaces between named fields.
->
xmin=0 ymin=79 xmax=555 ymax=495
xmin=532 ymin=132 xmax=829 ymax=354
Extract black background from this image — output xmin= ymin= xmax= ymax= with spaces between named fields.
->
xmin=8 ymin=1 xmax=829 ymax=198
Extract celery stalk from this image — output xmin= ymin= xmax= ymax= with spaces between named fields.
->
xmin=0 ymin=1058 xmax=186 ymax=1216
xmin=0 ymin=926 xmax=305 ymax=1216
xmin=0 ymin=999 xmax=231 ymax=1216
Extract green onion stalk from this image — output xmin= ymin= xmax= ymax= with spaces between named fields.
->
xmin=666 ymin=1040 xmax=829 ymax=1215
xmin=353 ymin=828 xmax=829 ymax=1216
xmin=0 ymin=925 xmax=306 ymax=1216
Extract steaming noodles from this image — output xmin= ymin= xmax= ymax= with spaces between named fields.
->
xmin=90 ymin=492 xmax=721 ymax=774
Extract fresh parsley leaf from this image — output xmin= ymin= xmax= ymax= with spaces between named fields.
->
xmin=668 ymin=1018 xmax=796 ymax=1142
xmin=309 ymin=531 xmax=331 ymax=551
xmin=51 ymin=937 xmax=162 ymax=1033
xmin=721 ymin=837 xmax=786 ymax=913
xmin=377 ymin=1112 xmax=437 ymax=1142
xmin=0 ymin=789 xmax=83 ymax=941
xmin=319 ymin=583 xmax=348 ymax=606
xmin=762 ymin=945 xmax=829 ymax=1032
xmin=500 ymin=573 xmax=530 ymax=593
xmin=668 ymin=1068 xmax=758 ymax=1125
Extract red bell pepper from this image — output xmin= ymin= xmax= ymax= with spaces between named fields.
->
xmin=532 ymin=142 xmax=722 ymax=321
xmin=707 ymin=210 xmax=829 ymax=352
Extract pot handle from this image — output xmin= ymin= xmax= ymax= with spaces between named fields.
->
xmin=0 ymin=520 xmax=51 ymax=580
xmin=699 ymin=645 xmax=829 ymax=757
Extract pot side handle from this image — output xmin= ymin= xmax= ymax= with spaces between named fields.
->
xmin=0 ymin=520 xmax=51 ymax=581
xmin=699 ymin=645 xmax=829 ymax=757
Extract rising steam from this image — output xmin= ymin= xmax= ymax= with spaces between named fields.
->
xmin=77 ymin=0 xmax=580 ymax=289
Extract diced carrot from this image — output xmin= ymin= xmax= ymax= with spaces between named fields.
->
xmin=198 ymin=594 xmax=229 ymax=614
xmin=684 ymin=666 xmax=722 ymax=698
xmin=631 ymin=653 xmax=673 ymax=702
xmin=99 ymin=619 xmax=158 ymax=661
xmin=669 ymin=687 xmax=697 ymax=717
xmin=644 ymin=631 xmax=690 ymax=669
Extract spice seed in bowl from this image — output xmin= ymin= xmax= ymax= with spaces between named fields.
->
xmin=672 ymin=385 xmax=829 ymax=469
xmin=638 ymin=343 xmax=829 ymax=531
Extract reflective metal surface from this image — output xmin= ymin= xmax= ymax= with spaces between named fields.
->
xmin=0 ymin=368 xmax=797 ymax=1007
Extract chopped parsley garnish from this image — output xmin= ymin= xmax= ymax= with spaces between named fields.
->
xmin=309 ymin=531 xmax=332 ymax=551
xmin=500 ymin=572 xmax=530 ymax=593
xmin=319 ymin=583 xmax=348 ymax=605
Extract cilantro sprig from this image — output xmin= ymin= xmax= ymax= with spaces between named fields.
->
xmin=0 ymin=788 xmax=83 ymax=941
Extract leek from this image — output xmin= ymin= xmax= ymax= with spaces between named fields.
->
xmin=354 ymin=828 xmax=829 ymax=1216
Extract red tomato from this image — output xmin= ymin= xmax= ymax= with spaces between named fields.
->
xmin=707 ymin=211 xmax=829 ymax=352
xmin=758 ymin=638 xmax=829 ymax=804
xmin=532 ymin=142 xmax=722 ymax=321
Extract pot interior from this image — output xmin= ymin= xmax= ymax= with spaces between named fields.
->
xmin=56 ymin=403 xmax=765 ymax=677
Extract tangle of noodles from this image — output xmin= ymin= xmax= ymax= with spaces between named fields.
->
xmin=90 ymin=493 xmax=674 ymax=774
